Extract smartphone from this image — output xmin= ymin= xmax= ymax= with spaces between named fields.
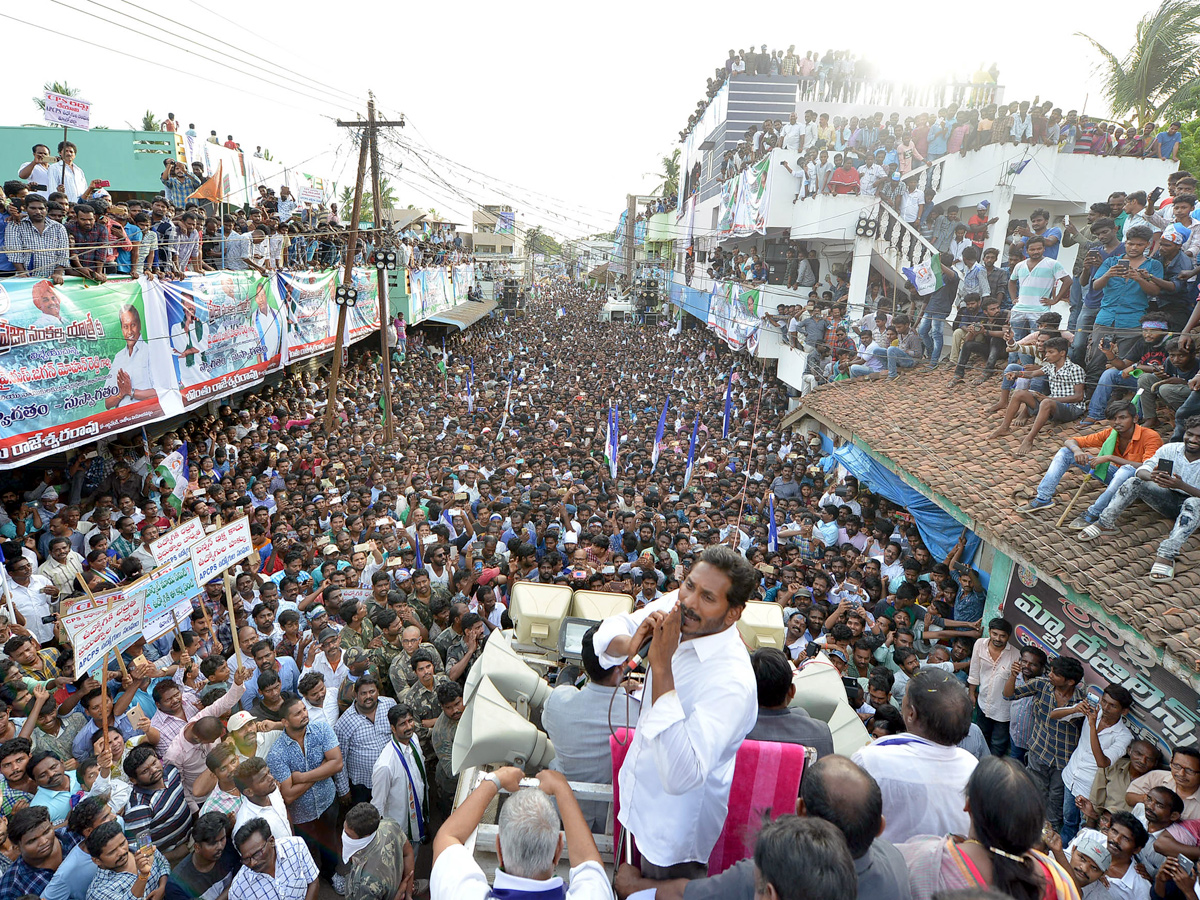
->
xmin=41 ymin=614 xmax=56 ymax=625
xmin=136 ymin=831 xmax=152 ymax=851
xmin=474 ymin=560 xmax=483 ymax=574
xmin=1179 ymin=855 xmax=1196 ymax=875
xmin=97 ymin=180 xmax=111 ymax=188
xmin=1157 ymin=458 xmax=1175 ymax=475
xmin=1063 ymin=214 xmax=1070 ymax=226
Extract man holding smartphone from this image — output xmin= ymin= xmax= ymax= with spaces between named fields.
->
xmin=1081 ymin=417 xmax=1200 ymax=582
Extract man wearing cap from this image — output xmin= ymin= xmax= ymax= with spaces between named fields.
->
xmin=1047 ymin=828 xmax=1113 ymax=900
xmin=965 ymin=201 xmax=998 ymax=250
xmin=303 ymin=628 xmax=349 ymax=726
xmin=1148 ymin=222 xmax=1195 ymax=332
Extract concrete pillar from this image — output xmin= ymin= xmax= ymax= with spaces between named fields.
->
xmin=847 ymin=233 xmax=875 ymax=320
xmin=986 ymin=184 xmax=1016 ymax=255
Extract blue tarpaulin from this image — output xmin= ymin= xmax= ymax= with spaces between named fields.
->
xmin=831 ymin=442 xmax=989 ymax=589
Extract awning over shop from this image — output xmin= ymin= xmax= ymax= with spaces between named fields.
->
xmin=427 ymin=300 xmax=497 ymax=331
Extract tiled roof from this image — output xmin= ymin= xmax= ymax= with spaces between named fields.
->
xmin=797 ymin=368 xmax=1200 ymax=672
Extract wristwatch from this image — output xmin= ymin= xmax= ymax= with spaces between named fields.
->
xmin=480 ymin=772 xmax=503 ymax=791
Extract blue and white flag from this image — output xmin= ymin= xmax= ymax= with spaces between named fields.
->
xmin=498 ymin=372 xmax=514 ymax=431
xmin=722 ymin=364 xmax=734 ymax=439
xmin=414 ymin=537 xmax=424 ymax=571
xmin=605 ymin=406 xmax=619 ymax=479
xmin=651 ymin=398 xmax=669 ymax=473
xmin=683 ymin=413 xmax=699 ymax=490
xmin=467 ymin=359 xmax=475 ymax=413
xmin=767 ymin=493 xmax=778 ymax=552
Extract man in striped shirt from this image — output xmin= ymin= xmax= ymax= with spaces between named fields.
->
xmin=121 ymin=744 xmax=194 ymax=863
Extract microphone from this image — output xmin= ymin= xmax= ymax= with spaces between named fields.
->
xmin=627 ymin=636 xmax=653 ymax=671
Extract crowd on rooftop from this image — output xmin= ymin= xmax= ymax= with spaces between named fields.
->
xmin=0 ymin=140 xmax=475 ymax=284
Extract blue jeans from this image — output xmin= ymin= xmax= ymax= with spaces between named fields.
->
xmin=1099 ymin=478 xmax=1200 ymax=560
xmin=849 ymin=364 xmax=873 ymax=377
xmin=872 ymin=345 xmax=917 ymax=376
xmin=919 ymin=313 xmax=947 ymax=362
xmin=1036 ymin=448 xmax=1137 ymax=517
xmin=1062 ymin=789 xmax=1083 ymax=846
xmin=1001 ymin=363 xmax=1047 ymax=394
xmin=1088 ymin=368 xmax=1139 ymax=420
xmin=1068 ymin=277 xmax=1083 ymax=332
xmin=1009 ymin=310 xmax=1042 ymax=364
xmin=1072 ymin=304 xmax=1098 ymax=365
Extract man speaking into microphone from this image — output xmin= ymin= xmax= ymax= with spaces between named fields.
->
xmin=594 ymin=545 xmax=758 ymax=879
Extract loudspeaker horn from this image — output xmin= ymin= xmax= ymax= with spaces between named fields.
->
xmin=451 ymin=675 xmax=556 ymax=774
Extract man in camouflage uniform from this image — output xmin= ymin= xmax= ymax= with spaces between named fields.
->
xmin=430 ymin=680 xmax=464 ymax=817
xmin=336 ymin=648 xmax=375 ymax=718
xmin=337 ymin=597 xmax=377 ymax=655
xmin=444 ymin=613 xmax=486 ymax=686
xmin=343 ymin=804 xmax=414 ymax=900
xmin=388 ymin=626 xmax=443 ymax=697
xmin=401 ymin=649 xmax=448 ymax=762
xmin=432 ymin=602 xmax=469 ymax=661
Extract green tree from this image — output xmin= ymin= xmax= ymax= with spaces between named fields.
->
xmin=524 ymin=225 xmax=562 ymax=258
xmin=33 ymin=81 xmax=80 ymax=111
xmin=1078 ymin=0 xmax=1200 ymax=128
xmin=141 ymin=110 xmax=160 ymax=131
xmin=653 ymin=148 xmax=681 ymax=198
xmin=1179 ymin=118 xmax=1200 ymax=173
xmin=338 ymin=176 xmax=400 ymax=226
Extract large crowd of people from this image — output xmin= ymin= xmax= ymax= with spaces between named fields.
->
xmin=0 ymin=276 xmax=1192 ymax=900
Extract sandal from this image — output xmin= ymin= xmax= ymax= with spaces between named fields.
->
xmin=1150 ymin=561 xmax=1175 ymax=582
xmin=1079 ymin=523 xmax=1117 ymax=541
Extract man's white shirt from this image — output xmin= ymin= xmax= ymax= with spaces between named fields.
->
xmin=594 ymin=591 xmax=757 ymax=867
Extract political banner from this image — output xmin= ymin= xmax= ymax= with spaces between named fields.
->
xmin=126 ymin=561 xmax=202 ymax=641
xmin=190 ymin=516 xmax=253 ymax=586
xmin=276 ymin=269 xmax=337 ymax=363
xmin=151 ymin=517 xmax=207 ymax=568
xmin=718 ymin=158 xmax=772 ymax=238
xmin=0 ymin=267 xmax=386 ymax=469
xmin=707 ymin=282 xmax=761 ymax=350
xmin=0 ymin=276 xmax=174 ymax=466
xmin=1000 ymin=564 xmax=1200 ymax=753
xmin=342 ymin=267 xmax=381 ymax=345
xmin=408 ymin=265 xmax=476 ymax=324
xmin=297 ymin=186 xmax=324 ymax=205
xmin=43 ymin=92 xmax=91 ymax=130
xmin=63 ymin=592 xmax=144 ymax=677
xmin=151 ymin=271 xmax=284 ymax=406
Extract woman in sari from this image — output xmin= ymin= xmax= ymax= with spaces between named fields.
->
xmin=899 ymin=755 xmax=1081 ymax=900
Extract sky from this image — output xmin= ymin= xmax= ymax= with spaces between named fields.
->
xmin=0 ymin=0 xmax=1163 ymax=243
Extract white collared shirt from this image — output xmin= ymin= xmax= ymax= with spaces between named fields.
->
xmin=371 ymin=736 xmax=426 ymax=842
xmin=594 ymin=590 xmax=757 ymax=867
xmin=304 ymin=652 xmax=349 ymax=726
xmin=430 ymin=842 xmax=612 ymax=900
xmin=233 ymin=788 xmax=292 ymax=844
xmin=852 ymin=733 xmax=979 ymax=843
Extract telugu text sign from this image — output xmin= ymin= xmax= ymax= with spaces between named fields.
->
xmin=127 ymin=560 xmax=202 ymax=623
xmin=43 ymin=92 xmax=92 ymax=130
xmin=63 ymin=593 xmax=144 ymax=677
xmin=1000 ymin=566 xmax=1200 ymax=752
xmin=297 ymin=186 xmax=324 ymax=205
xmin=151 ymin=518 xmax=207 ymax=568
xmin=189 ymin=517 xmax=253 ymax=586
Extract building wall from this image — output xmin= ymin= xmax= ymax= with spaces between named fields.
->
xmin=0 ymin=126 xmax=175 ymax=196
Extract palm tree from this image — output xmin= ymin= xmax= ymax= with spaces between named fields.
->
xmin=141 ymin=110 xmax=160 ymax=131
xmin=337 ymin=176 xmax=400 ymax=225
xmin=1078 ymin=0 xmax=1200 ymax=128
xmin=33 ymin=81 xmax=80 ymax=111
xmin=659 ymin=149 xmax=680 ymax=198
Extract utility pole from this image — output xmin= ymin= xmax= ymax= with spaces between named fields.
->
xmin=624 ymin=193 xmax=637 ymax=299
xmin=366 ymin=94 xmax=395 ymax=443
xmin=327 ymin=95 xmax=405 ymax=438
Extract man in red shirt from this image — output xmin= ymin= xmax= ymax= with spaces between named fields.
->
xmin=828 ymin=158 xmax=860 ymax=195
xmin=966 ymin=200 xmax=999 ymax=249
